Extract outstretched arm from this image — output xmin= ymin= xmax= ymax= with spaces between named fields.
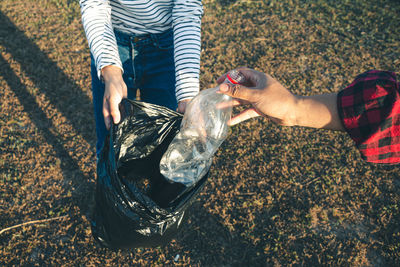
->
xmin=217 ymin=67 xmax=344 ymax=131
xmin=294 ymin=93 xmax=344 ymax=131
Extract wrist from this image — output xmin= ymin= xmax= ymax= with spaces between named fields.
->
xmin=101 ymin=65 xmax=123 ymax=82
xmin=280 ymin=94 xmax=302 ymax=127
xmin=291 ymin=93 xmax=342 ymax=130
xmin=290 ymin=95 xmax=305 ymax=127
xmin=178 ymin=97 xmax=193 ymax=103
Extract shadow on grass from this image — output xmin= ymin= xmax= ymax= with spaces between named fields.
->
xmin=0 ymin=52 xmax=94 ymax=211
xmin=0 ymin=11 xmax=94 ymax=215
xmin=0 ymin=11 xmax=95 ymax=151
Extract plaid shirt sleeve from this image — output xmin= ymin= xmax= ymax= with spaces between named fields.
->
xmin=337 ymin=70 xmax=400 ymax=164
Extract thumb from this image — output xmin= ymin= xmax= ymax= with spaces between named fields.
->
xmin=218 ymin=83 xmax=257 ymax=102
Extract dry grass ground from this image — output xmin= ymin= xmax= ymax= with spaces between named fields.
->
xmin=1 ymin=0 xmax=399 ymax=265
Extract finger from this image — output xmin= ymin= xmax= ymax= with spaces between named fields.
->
xmin=218 ymin=83 xmax=259 ymax=103
xmin=103 ymin=99 xmax=111 ymax=130
xmin=233 ymin=67 xmax=264 ymax=87
xmin=216 ymin=99 xmax=243 ymax=109
xmin=177 ymin=99 xmax=191 ymax=113
xmin=109 ymin=97 xmax=121 ymax=125
xmin=198 ymin=117 xmax=208 ymax=143
xmin=177 ymin=104 xmax=185 ymax=113
xmin=216 ymin=73 xmax=228 ymax=84
xmin=217 ymin=68 xmax=251 ymax=85
xmin=228 ymin=108 xmax=260 ymax=126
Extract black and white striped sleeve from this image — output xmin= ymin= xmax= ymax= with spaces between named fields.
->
xmin=172 ymin=0 xmax=203 ymax=102
xmin=79 ymin=0 xmax=123 ymax=79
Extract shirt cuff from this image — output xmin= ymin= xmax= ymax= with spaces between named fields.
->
xmin=337 ymin=70 xmax=400 ymax=164
xmin=175 ymin=77 xmax=200 ymax=102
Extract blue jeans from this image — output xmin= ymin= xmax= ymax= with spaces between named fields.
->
xmin=91 ymin=29 xmax=177 ymax=157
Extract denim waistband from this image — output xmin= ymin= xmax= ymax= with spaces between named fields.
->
xmin=113 ymin=28 xmax=173 ymax=46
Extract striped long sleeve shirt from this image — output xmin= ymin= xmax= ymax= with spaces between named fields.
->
xmin=79 ymin=0 xmax=203 ymax=101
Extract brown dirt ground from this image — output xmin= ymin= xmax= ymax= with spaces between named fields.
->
xmin=1 ymin=0 xmax=400 ymax=265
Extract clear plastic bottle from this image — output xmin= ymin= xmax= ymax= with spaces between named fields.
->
xmin=160 ymin=70 xmax=245 ymax=186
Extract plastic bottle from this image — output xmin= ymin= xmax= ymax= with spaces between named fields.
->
xmin=160 ymin=70 xmax=245 ymax=186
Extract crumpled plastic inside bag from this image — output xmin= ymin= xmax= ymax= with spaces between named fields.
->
xmin=160 ymin=87 xmax=232 ymax=186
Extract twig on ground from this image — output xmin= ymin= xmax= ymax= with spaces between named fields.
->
xmin=237 ymin=192 xmax=257 ymax=196
xmin=0 ymin=215 xmax=68 ymax=235
xmin=303 ymin=177 xmax=320 ymax=187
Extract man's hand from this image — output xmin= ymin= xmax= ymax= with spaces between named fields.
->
xmin=217 ymin=67 xmax=298 ymax=126
xmin=217 ymin=67 xmax=344 ymax=130
xmin=177 ymin=98 xmax=192 ymax=113
xmin=101 ymin=65 xmax=127 ymax=129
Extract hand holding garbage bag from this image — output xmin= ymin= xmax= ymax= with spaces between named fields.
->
xmin=92 ymin=70 xmax=243 ymax=249
xmin=92 ymin=99 xmax=209 ymax=249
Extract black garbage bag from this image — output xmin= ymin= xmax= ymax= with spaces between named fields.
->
xmin=91 ymin=99 xmax=209 ymax=249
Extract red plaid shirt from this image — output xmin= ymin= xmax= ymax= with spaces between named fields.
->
xmin=337 ymin=70 xmax=400 ymax=164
